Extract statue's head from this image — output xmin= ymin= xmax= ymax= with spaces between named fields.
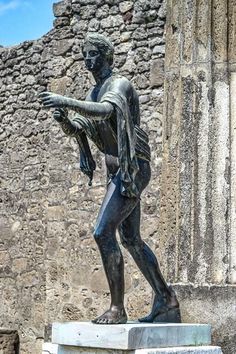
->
xmin=82 ymin=33 xmax=114 ymax=72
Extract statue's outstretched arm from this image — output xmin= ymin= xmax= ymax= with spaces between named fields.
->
xmin=39 ymin=92 xmax=113 ymax=121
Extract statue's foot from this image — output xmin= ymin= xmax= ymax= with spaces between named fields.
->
xmin=92 ymin=306 xmax=127 ymax=325
xmin=139 ymin=286 xmax=181 ymax=323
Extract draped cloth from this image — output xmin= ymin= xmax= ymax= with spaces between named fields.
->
xmin=73 ymin=84 xmax=151 ymax=198
xmin=101 ymin=91 xmax=140 ymax=198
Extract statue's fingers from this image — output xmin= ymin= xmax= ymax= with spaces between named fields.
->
xmin=44 ymin=98 xmax=55 ymax=105
xmin=44 ymin=102 xmax=55 ymax=108
xmin=59 ymin=108 xmax=67 ymax=117
xmin=38 ymin=91 xmax=52 ymax=98
xmin=43 ymin=97 xmax=52 ymax=102
xmin=42 ymin=101 xmax=52 ymax=106
xmin=45 ymin=102 xmax=55 ymax=108
xmin=39 ymin=97 xmax=51 ymax=105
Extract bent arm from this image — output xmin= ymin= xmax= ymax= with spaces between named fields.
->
xmin=53 ymin=108 xmax=95 ymax=184
xmin=60 ymin=118 xmax=83 ymax=137
xmin=53 ymin=108 xmax=84 ymax=137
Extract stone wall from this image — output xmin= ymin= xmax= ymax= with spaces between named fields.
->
xmin=0 ymin=0 xmax=166 ymax=352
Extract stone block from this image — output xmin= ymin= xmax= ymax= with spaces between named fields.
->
xmin=54 ymin=17 xmax=71 ymax=28
xmin=150 ymin=59 xmax=165 ymax=87
xmin=53 ymin=1 xmax=71 ymax=17
xmin=49 ymin=77 xmax=73 ymax=95
xmin=58 ymin=347 xmax=222 ymax=354
xmin=53 ymin=39 xmax=74 ymax=56
xmin=153 ymin=46 xmax=165 ymax=55
xmin=101 ymin=15 xmax=123 ymax=29
xmin=52 ymin=322 xmax=211 ymax=350
xmin=119 ymin=1 xmax=134 ymax=14
xmin=43 ymin=342 xmax=58 ymax=354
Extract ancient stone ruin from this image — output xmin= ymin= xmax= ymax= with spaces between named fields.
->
xmin=0 ymin=0 xmax=235 ymax=353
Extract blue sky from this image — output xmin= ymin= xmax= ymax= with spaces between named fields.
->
xmin=0 ymin=0 xmax=56 ymax=47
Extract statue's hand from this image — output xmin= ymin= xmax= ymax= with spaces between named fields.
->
xmin=39 ymin=91 xmax=68 ymax=108
xmin=53 ymin=108 xmax=68 ymax=122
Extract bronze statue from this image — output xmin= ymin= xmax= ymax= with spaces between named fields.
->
xmin=39 ymin=34 xmax=181 ymax=325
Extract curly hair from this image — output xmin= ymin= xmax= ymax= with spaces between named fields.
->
xmin=83 ymin=33 xmax=114 ymax=66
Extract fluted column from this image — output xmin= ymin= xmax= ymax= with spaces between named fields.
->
xmin=159 ymin=0 xmax=235 ymax=285
xmin=229 ymin=1 xmax=236 ymax=284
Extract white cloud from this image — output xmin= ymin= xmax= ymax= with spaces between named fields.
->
xmin=0 ymin=1 xmax=19 ymax=14
xmin=0 ymin=0 xmax=32 ymax=15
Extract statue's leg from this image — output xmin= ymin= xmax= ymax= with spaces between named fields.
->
xmin=92 ymin=176 xmax=139 ymax=325
xmin=118 ymin=202 xmax=181 ymax=323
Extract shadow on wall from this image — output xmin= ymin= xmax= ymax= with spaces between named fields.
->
xmin=0 ymin=330 xmax=19 ymax=354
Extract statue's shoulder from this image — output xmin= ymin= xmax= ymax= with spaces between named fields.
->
xmin=109 ymin=73 xmax=132 ymax=92
xmin=111 ymin=73 xmax=130 ymax=84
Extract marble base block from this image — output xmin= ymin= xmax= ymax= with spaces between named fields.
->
xmin=43 ymin=342 xmax=58 ymax=354
xmin=57 ymin=347 xmax=222 ymax=354
xmin=52 ymin=322 xmax=212 ymax=350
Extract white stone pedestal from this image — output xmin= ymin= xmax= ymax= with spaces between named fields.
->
xmin=51 ymin=322 xmax=222 ymax=354
xmin=43 ymin=342 xmax=58 ymax=354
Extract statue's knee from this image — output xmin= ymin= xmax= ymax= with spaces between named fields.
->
xmin=93 ymin=224 xmax=113 ymax=244
xmin=120 ymin=236 xmax=135 ymax=250
xmin=120 ymin=233 xmax=143 ymax=250
xmin=93 ymin=227 xmax=105 ymax=244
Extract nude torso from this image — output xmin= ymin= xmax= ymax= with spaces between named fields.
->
xmin=85 ymin=74 xmax=140 ymax=177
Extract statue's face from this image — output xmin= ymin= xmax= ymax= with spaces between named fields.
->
xmin=82 ymin=43 xmax=104 ymax=72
